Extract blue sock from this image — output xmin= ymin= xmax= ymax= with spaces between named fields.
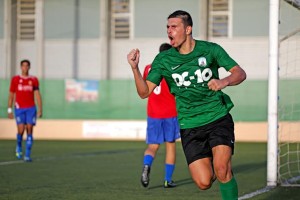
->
xmin=25 ymin=134 xmax=33 ymax=158
xmin=165 ymin=164 xmax=175 ymax=182
xmin=16 ymin=134 xmax=23 ymax=152
xmin=143 ymin=155 xmax=154 ymax=166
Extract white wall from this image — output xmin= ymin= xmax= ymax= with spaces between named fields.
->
xmin=44 ymin=39 xmax=102 ymax=79
xmin=6 ymin=36 xmax=299 ymax=80
xmin=0 ymin=40 xmax=5 ymax=78
xmin=110 ymin=37 xmax=270 ymax=80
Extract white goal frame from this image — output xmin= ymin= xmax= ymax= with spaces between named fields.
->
xmin=268 ymin=0 xmax=300 ymax=187
xmin=267 ymin=0 xmax=279 ymax=187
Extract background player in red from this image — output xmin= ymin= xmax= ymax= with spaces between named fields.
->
xmin=8 ymin=59 xmax=43 ymax=162
xmin=140 ymin=43 xmax=180 ymax=188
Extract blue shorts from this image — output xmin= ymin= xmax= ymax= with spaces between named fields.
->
xmin=15 ymin=106 xmax=37 ymax=125
xmin=146 ymin=117 xmax=180 ymax=144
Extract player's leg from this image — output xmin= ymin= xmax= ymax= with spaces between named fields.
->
xmin=209 ymin=113 xmax=237 ymax=200
xmin=189 ymin=157 xmax=214 ymax=190
xmin=141 ymin=117 xmax=163 ymax=187
xmin=144 ymin=143 xmax=160 ymax=164
xmin=16 ymin=124 xmax=25 ymax=159
xmin=163 ymin=117 xmax=180 ymax=188
xmin=24 ymin=124 xmax=34 ymax=162
xmin=180 ymin=126 xmax=215 ymax=190
xmin=212 ymin=145 xmax=237 ymax=200
xmin=24 ymin=106 xmax=37 ymax=162
xmin=164 ymin=141 xmax=177 ymax=187
xmin=14 ymin=108 xmax=26 ymax=159
xmin=141 ymin=144 xmax=159 ymax=187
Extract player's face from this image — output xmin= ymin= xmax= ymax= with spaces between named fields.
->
xmin=21 ymin=62 xmax=30 ymax=75
xmin=167 ymin=17 xmax=189 ymax=48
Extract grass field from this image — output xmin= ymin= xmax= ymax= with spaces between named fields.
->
xmin=0 ymin=140 xmax=299 ymax=200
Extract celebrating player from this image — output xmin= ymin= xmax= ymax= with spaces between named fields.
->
xmin=8 ymin=59 xmax=43 ymax=162
xmin=127 ymin=10 xmax=246 ymax=199
xmin=141 ymin=43 xmax=180 ymax=188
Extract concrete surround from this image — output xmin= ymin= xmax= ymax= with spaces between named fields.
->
xmin=1 ymin=119 xmax=300 ymax=142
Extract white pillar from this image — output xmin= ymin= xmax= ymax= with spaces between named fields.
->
xmin=100 ymin=0 xmax=109 ymax=79
xmin=35 ymin=0 xmax=44 ymax=79
xmin=3 ymin=0 xmax=12 ymax=79
xmin=267 ymin=0 xmax=279 ymax=187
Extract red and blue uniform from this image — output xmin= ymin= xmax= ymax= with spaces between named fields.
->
xmin=143 ymin=65 xmax=180 ymax=144
xmin=9 ymin=75 xmax=39 ymax=125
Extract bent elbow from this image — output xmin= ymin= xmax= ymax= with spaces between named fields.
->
xmin=138 ymin=91 xmax=149 ymax=99
xmin=242 ymin=71 xmax=247 ymax=82
xmin=140 ymin=95 xmax=148 ymax=99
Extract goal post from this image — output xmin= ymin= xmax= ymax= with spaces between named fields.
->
xmin=268 ymin=0 xmax=300 ymax=187
xmin=267 ymin=0 xmax=279 ymax=187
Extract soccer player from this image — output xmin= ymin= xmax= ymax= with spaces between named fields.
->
xmin=127 ymin=10 xmax=246 ymax=200
xmin=141 ymin=43 xmax=180 ymax=188
xmin=8 ymin=59 xmax=43 ymax=162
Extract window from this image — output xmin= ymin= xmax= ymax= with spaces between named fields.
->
xmin=111 ymin=0 xmax=131 ymax=39
xmin=209 ymin=0 xmax=231 ymax=38
xmin=17 ymin=0 xmax=36 ymax=40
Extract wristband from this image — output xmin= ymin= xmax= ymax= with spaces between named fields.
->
xmin=7 ymin=108 xmax=12 ymax=113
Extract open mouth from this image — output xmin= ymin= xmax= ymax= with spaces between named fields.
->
xmin=168 ymin=36 xmax=174 ymax=45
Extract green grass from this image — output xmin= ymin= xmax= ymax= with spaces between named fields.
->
xmin=0 ymin=141 xmax=299 ymax=200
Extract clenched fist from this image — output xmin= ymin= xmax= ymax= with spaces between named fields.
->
xmin=127 ymin=49 xmax=140 ymax=69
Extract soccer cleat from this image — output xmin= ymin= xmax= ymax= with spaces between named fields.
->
xmin=164 ymin=180 xmax=176 ymax=188
xmin=24 ymin=157 xmax=32 ymax=162
xmin=16 ymin=151 xmax=23 ymax=159
xmin=15 ymin=147 xmax=23 ymax=159
xmin=141 ymin=165 xmax=151 ymax=187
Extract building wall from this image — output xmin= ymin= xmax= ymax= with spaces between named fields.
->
xmin=44 ymin=0 xmax=100 ymax=39
xmin=134 ymin=0 xmax=201 ymax=38
xmin=232 ymin=0 xmax=269 ymax=37
xmin=1 ymin=0 xmax=300 ymax=80
xmin=0 ymin=0 xmax=3 ymax=38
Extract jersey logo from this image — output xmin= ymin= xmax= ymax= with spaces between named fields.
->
xmin=198 ymin=57 xmax=207 ymax=67
xmin=172 ymin=68 xmax=212 ymax=87
xmin=171 ymin=65 xmax=181 ymax=70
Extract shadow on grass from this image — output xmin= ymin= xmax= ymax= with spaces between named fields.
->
xmin=145 ymin=161 xmax=266 ymax=190
xmin=148 ymin=178 xmax=193 ymax=190
xmin=233 ymin=161 xmax=266 ymax=174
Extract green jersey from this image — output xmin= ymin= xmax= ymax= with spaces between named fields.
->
xmin=147 ymin=40 xmax=238 ymax=129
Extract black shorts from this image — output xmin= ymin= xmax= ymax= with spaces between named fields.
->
xmin=180 ymin=113 xmax=235 ymax=165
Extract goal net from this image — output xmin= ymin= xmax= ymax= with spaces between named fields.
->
xmin=277 ymin=0 xmax=300 ymax=186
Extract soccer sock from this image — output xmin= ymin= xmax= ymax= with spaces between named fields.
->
xmin=164 ymin=163 xmax=175 ymax=182
xmin=25 ymin=134 xmax=33 ymax=158
xmin=219 ymin=177 xmax=238 ymax=200
xmin=143 ymin=155 xmax=154 ymax=166
xmin=16 ymin=134 xmax=23 ymax=152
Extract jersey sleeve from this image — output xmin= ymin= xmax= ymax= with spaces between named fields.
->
xmin=214 ymin=44 xmax=238 ymax=71
xmin=33 ymin=77 xmax=40 ymax=90
xmin=143 ymin=65 xmax=151 ymax=80
xmin=146 ymin=57 xmax=163 ymax=86
xmin=9 ymin=77 xmax=17 ymax=93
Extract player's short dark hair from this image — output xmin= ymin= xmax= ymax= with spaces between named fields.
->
xmin=159 ymin=43 xmax=172 ymax=52
xmin=21 ymin=59 xmax=31 ymax=66
xmin=168 ymin=10 xmax=193 ymax=27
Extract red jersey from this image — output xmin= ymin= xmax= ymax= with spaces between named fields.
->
xmin=9 ymin=75 xmax=39 ymax=109
xmin=143 ymin=64 xmax=177 ymax=118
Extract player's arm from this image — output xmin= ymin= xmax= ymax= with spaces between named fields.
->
xmin=208 ymin=65 xmax=246 ymax=91
xmin=7 ymin=92 xmax=14 ymax=119
xmin=127 ymin=49 xmax=157 ymax=98
xmin=34 ymin=90 xmax=43 ymax=118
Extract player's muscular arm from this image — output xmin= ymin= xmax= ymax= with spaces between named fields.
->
xmin=7 ymin=92 xmax=14 ymax=119
xmin=127 ymin=49 xmax=157 ymax=98
xmin=35 ymin=90 xmax=43 ymax=118
xmin=208 ymin=65 xmax=246 ymax=91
